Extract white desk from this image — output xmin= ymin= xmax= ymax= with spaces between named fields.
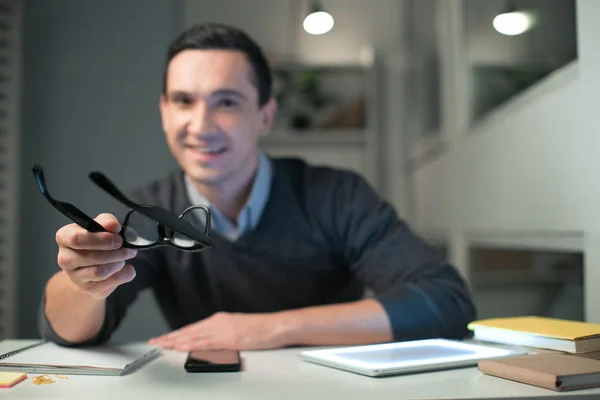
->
xmin=2 ymin=339 xmax=600 ymax=400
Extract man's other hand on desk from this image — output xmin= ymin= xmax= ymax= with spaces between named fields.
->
xmin=148 ymin=299 xmax=393 ymax=351
xmin=148 ymin=312 xmax=288 ymax=351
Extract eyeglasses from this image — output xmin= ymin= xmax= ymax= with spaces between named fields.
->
xmin=32 ymin=165 xmax=211 ymax=252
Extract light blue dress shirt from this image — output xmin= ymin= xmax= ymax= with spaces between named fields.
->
xmin=184 ymin=151 xmax=273 ymax=241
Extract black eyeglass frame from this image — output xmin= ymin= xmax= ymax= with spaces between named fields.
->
xmin=120 ymin=205 xmax=212 ymax=251
xmin=32 ymin=165 xmax=212 ymax=252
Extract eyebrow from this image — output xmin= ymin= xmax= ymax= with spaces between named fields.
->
xmin=167 ymin=89 xmax=247 ymax=101
xmin=212 ymin=89 xmax=247 ymax=100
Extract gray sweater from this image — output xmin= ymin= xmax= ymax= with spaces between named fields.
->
xmin=40 ymin=157 xmax=476 ymax=345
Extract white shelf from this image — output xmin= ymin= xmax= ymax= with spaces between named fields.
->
xmin=260 ymin=130 xmax=367 ymax=146
xmin=467 ymin=230 xmax=585 ymax=252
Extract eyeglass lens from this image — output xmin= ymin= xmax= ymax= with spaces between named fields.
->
xmin=124 ymin=206 xmax=209 ymax=249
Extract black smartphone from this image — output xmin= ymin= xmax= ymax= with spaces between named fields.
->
xmin=184 ymin=350 xmax=242 ymax=372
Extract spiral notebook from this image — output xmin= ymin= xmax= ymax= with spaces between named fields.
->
xmin=0 ymin=340 xmax=161 ymax=376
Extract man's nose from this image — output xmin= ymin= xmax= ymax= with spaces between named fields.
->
xmin=187 ymin=104 xmax=215 ymax=134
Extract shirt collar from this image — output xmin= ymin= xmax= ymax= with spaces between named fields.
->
xmin=183 ymin=151 xmax=273 ymax=236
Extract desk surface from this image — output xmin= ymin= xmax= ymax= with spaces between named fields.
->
xmin=2 ymin=339 xmax=600 ymax=400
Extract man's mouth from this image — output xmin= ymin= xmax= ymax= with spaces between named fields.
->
xmin=184 ymin=144 xmax=228 ymax=155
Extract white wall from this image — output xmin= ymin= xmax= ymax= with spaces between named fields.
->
xmin=411 ymin=0 xmax=600 ymax=321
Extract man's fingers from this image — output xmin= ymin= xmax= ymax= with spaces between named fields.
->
xmin=148 ymin=336 xmax=177 ymax=348
xmin=55 ymin=213 xmax=122 ymax=250
xmin=150 ymin=333 xmax=212 ymax=350
xmin=73 ymin=260 xmax=126 ymax=282
xmin=149 ymin=331 xmax=183 ymax=345
xmin=174 ymin=338 xmax=219 ymax=352
xmin=148 ymin=328 xmax=195 ymax=345
xmin=154 ymin=321 xmax=200 ymax=341
xmin=56 ymin=224 xmax=123 ymax=251
xmin=94 ymin=213 xmax=122 ymax=234
xmin=149 ymin=323 xmax=218 ymax=351
xmin=102 ymin=264 xmax=136 ymax=286
xmin=58 ymin=247 xmax=137 ymax=270
xmin=83 ymin=265 xmax=137 ymax=297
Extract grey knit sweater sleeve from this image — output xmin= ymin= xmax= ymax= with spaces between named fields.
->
xmin=321 ymin=169 xmax=476 ymax=341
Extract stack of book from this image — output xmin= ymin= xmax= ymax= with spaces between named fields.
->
xmin=468 ymin=316 xmax=600 ymax=391
xmin=468 ymin=316 xmax=600 ymax=355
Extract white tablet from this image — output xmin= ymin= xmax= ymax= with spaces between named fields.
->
xmin=299 ymin=338 xmax=525 ymax=377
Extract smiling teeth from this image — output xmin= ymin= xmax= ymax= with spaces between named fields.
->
xmin=198 ymin=146 xmax=226 ymax=154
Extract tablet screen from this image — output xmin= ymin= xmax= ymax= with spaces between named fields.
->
xmin=300 ymin=339 xmax=522 ymax=375
xmin=339 ymin=342 xmax=478 ymax=365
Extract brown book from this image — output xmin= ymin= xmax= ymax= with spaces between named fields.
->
xmin=529 ymin=348 xmax=600 ymax=360
xmin=574 ymin=349 xmax=600 ymax=360
xmin=478 ymin=354 xmax=600 ymax=391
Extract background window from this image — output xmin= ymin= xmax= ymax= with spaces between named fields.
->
xmin=470 ymin=247 xmax=584 ymax=321
xmin=464 ymin=0 xmax=577 ymax=121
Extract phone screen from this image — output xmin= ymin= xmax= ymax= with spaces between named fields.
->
xmin=184 ymin=350 xmax=242 ymax=372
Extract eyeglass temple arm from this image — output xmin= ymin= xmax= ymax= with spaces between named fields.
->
xmin=89 ymin=172 xmax=138 ymax=209
xmin=32 ymin=165 xmax=50 ymax=196
xmin=89 ymin=172 xmax=211 ymax=244
xmin=32 ymin=165 xmax=107 ymax=233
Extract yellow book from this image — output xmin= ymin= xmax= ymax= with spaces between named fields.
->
xmin=468 ymin=316 xmax=600 ymax=353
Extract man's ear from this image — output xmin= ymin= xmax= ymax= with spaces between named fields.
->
xmin=259 ymin=97 xmax=278 ymax=136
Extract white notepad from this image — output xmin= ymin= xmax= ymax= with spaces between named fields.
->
xmin=0 ymin=340 xmax=161 ymax=376
xmin=300 ymin=338 xmax=525 ymax=377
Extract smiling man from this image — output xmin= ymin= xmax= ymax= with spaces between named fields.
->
xmin=40 ymin=23 xmax=476 ymax=351
xmin=160 ymin=46 xmax=276 ymax=225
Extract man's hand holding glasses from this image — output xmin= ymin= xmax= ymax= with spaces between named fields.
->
xmin=54 ymin=213 xmax=138 ymax=300
xmin=33 ymin=165 xmax=212 ymax=300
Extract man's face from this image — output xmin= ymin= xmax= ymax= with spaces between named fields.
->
xmin=160 ymin=49 xmax=276 ymax=186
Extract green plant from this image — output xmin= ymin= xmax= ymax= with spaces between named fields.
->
xmin=297 ymin=69 xmax=333 ymax=109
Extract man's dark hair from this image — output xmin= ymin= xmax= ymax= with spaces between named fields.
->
xmin=162 ymin=23 xmax=272 ymax=107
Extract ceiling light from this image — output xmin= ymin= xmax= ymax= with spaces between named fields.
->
xmin=303 ymin=1 xmax=334 ymax=35
xmin=492 ymin=4 xmax=536 ymax=36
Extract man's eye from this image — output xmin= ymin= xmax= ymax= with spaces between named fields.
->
xmin=172 ymin=97 xmax=193 ymax=106
xmin=217 ymin=98 xmax=239 ymax=108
